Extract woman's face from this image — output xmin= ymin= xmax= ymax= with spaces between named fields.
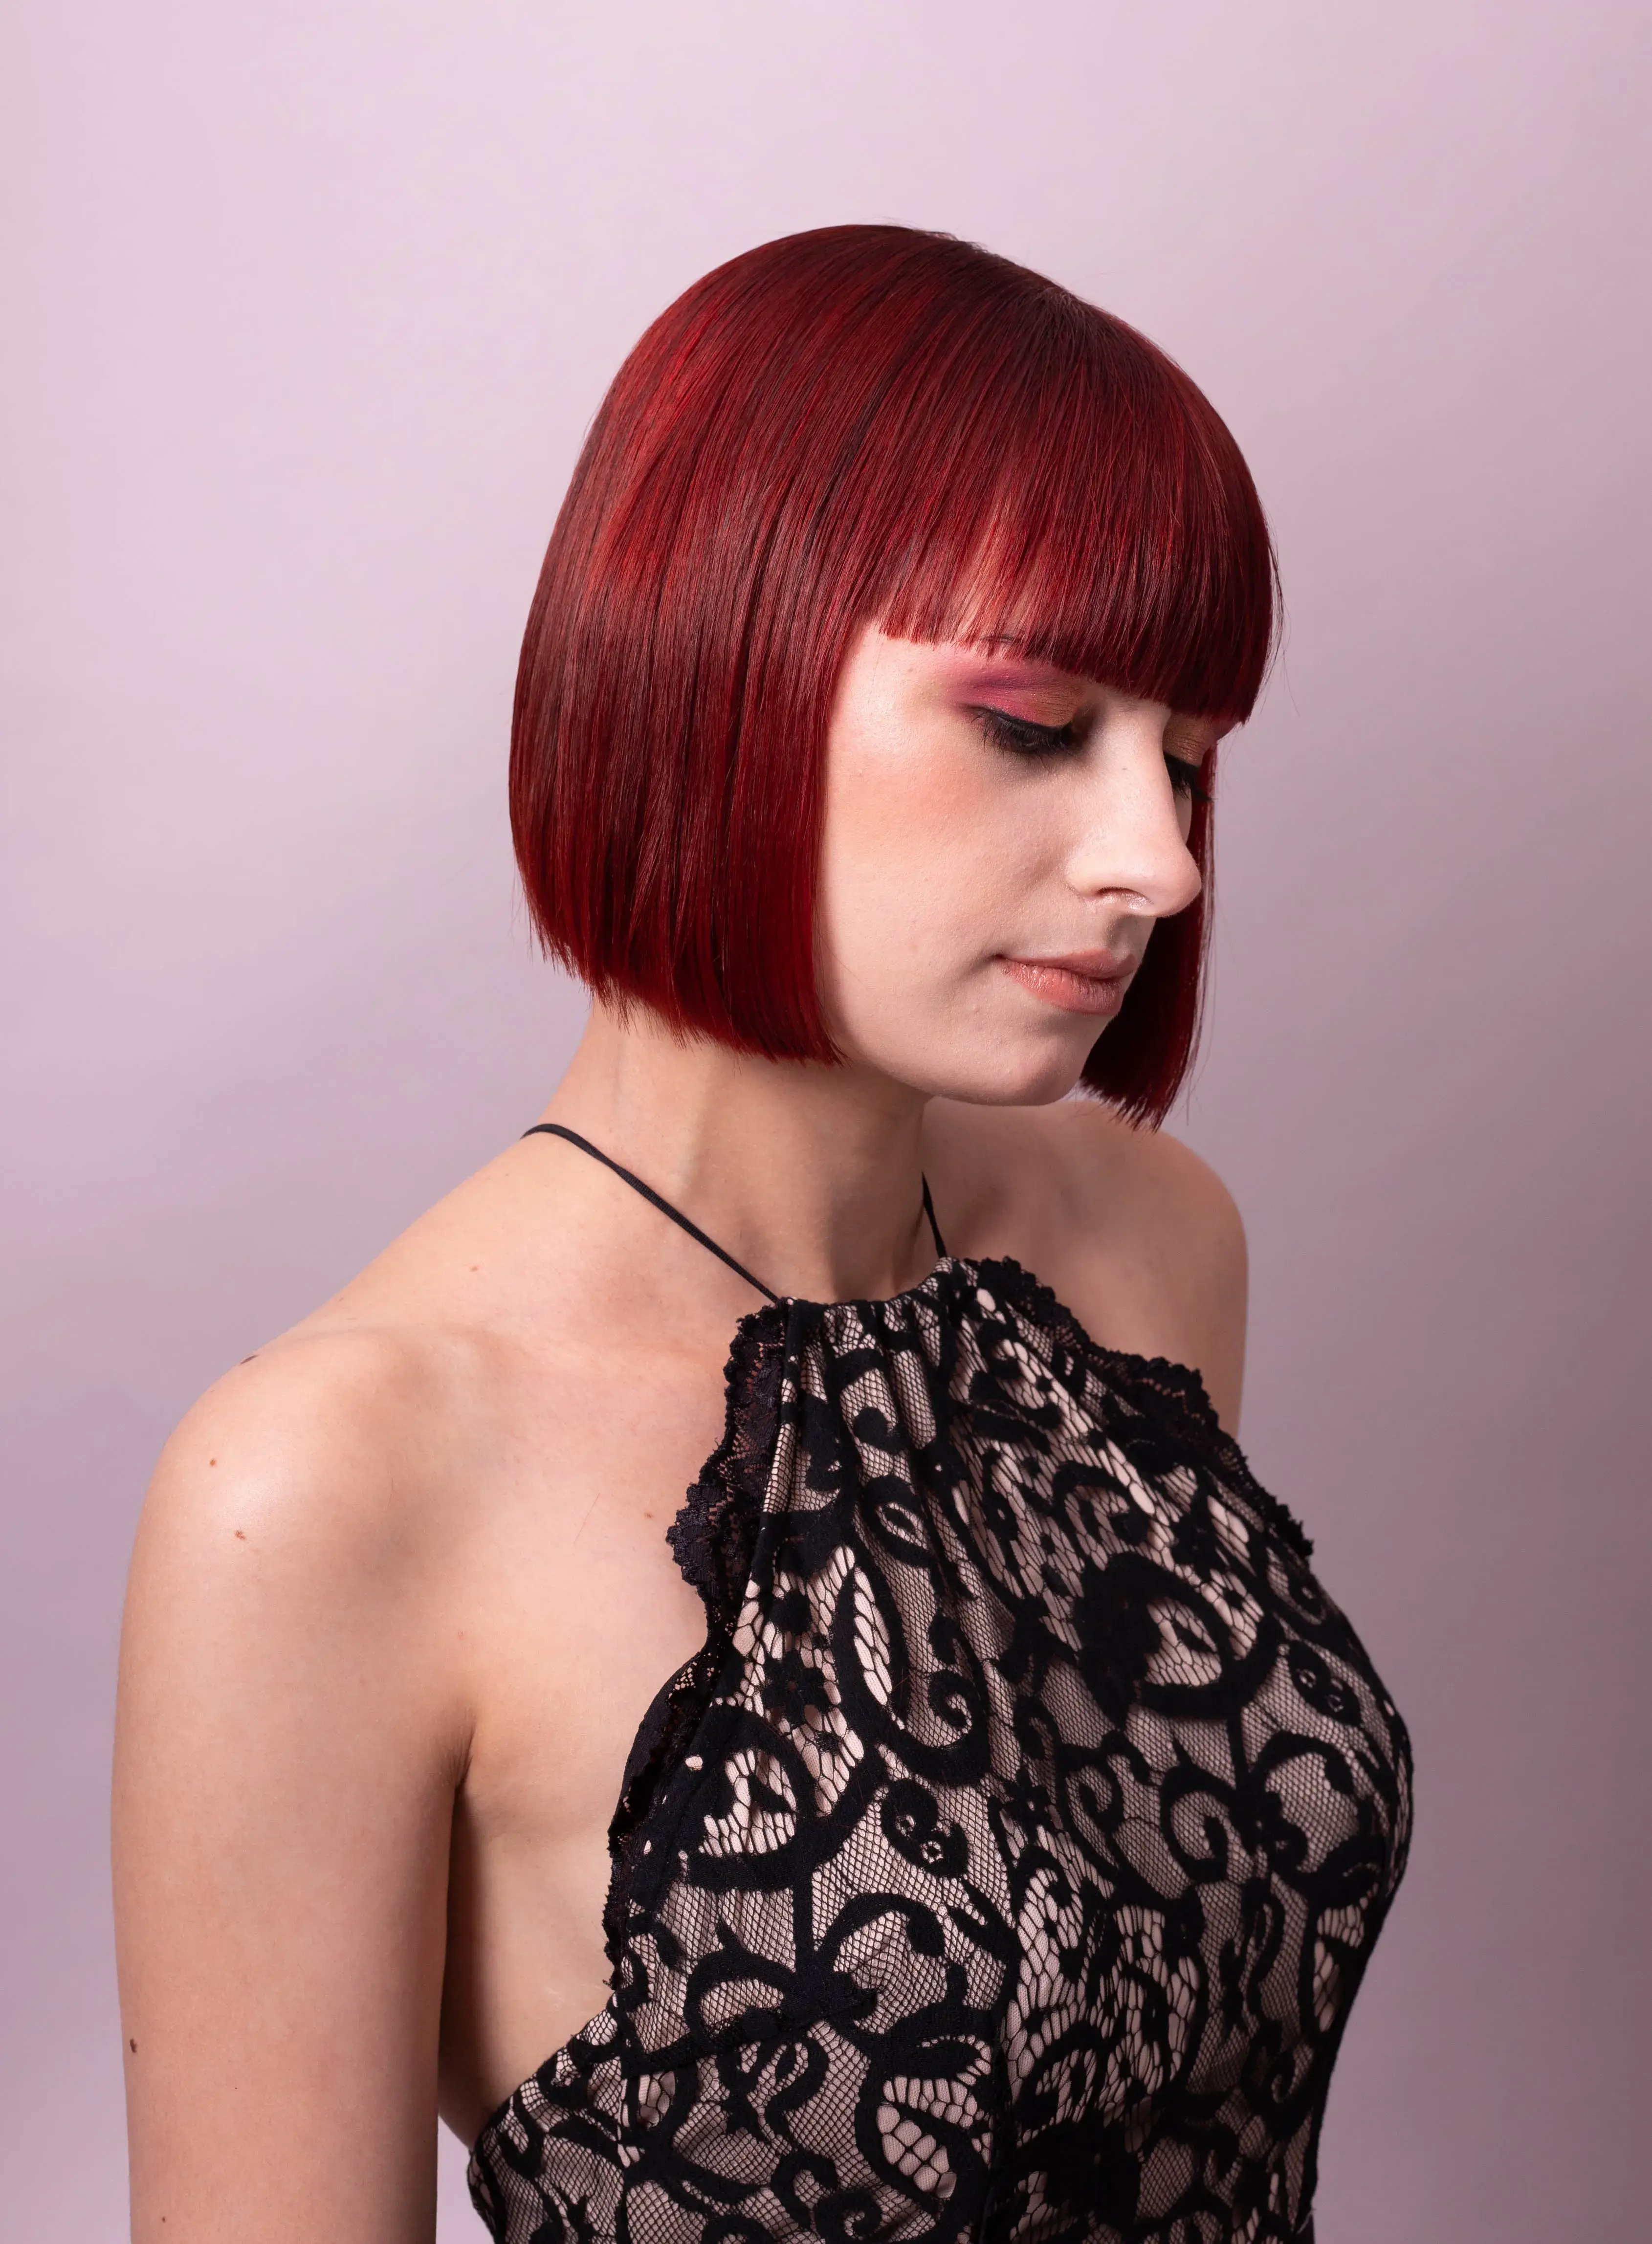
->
xmin=815 ymin=622 xmax=1222 ymax=1105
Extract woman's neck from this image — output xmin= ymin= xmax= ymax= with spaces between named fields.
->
xmin=539 ymin=999 xmax=939 ymax=1306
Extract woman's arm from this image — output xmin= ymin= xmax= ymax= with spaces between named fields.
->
xmin=114 ymin=1335 xmax=473 ymax=2244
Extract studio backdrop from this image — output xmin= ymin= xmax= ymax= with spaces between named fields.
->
xmin=3 ymin=3 xmax=1648 ymax=2237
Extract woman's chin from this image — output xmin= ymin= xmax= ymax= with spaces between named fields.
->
xmin=967 ymin=1056 xmax=1096 ymax=1108
xmin=877 ymin=1033 xmax=1099 ymax=1110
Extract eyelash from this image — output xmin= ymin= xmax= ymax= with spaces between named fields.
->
xmin=970 ymin=705 xmax=1212 ymax=803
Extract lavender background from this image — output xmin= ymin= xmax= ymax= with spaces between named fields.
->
xmin=4 ymin=3 xmax=1649 ymax=2235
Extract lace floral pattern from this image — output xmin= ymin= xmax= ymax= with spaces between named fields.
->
xmin=470 ymin=1257 xmax=1411 ymax=2243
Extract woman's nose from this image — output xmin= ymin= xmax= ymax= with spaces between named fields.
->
xmin=1067 ymin=731 xmax=1204 ymax=919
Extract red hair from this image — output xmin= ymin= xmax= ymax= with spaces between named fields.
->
xmin=512 ymin=224 xmax=1276 ymax=1122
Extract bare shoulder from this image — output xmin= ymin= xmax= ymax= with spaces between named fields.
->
xmin=123 ymin=1323 xmax=501 ymax=1761
xmin=926 ymin=1098 xmax=1249 ymax=1431
xmin=132 ymin=1139 xmax=582 ymax=1611
xmin=1053 ymin=1102 xmax=1245 ymax=1274
xmin=138 ymin=1321 xmax=477 ymax=1584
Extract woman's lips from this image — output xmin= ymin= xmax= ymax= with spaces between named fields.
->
xmin=999 ymin=952 xmax=1135 ymax=1017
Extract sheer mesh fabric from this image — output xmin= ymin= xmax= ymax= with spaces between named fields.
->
xmin=470 ymin=1257 xmax=1411 ymax=2244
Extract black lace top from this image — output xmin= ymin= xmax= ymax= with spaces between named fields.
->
xmin=469 ymin=1164 xmax=1411 ymax=2244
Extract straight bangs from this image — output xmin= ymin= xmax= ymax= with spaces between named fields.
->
xmin=871 ymin=296 xmax=1277 ymax=723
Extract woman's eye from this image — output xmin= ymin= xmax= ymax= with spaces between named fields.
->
xmin=1165 ymin=754 xmax=1211 ymax=804
xmin=972 ymin=704 xmax=1212 ymax=803
xmin=971 ymin=705 xmax=1084 ymax=759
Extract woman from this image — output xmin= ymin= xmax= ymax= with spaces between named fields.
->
xmin=114 ymin=225 xmax=1411 ymax=2243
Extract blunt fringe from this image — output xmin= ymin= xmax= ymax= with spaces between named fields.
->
xmin=511 ymin=224 xmax=1277 ymax=1122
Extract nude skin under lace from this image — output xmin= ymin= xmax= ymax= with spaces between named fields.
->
xmin=470 ymin=1128 xmax=1411 ymax=2244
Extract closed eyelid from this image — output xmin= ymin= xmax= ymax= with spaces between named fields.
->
xmin=972 ymin=705 xmax=1209 ymax=772
xmin=968 ymin=693 xmax=1088 ymax=732
xmin=969 ymin=703 xmax=1081 ymax=742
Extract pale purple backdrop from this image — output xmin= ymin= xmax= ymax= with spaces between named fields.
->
xmin=3 ymin=3 xmax=1648 ymax=2236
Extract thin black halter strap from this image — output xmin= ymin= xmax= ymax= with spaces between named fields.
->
xmin=921 ymin=1174 xmax=947 ymax=1259
xmin=522 ymin=1122 xmax=947 ymax=1304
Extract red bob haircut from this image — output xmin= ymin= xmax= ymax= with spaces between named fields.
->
xmin=512 ymin=224 xmax=1276 ymax=1122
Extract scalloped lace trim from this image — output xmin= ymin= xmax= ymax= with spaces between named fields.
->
xmin=599 ymin=1301 xmax=790 ymax=1957
xmin=969 ymin=1254 xmax=1316 ymax=1562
